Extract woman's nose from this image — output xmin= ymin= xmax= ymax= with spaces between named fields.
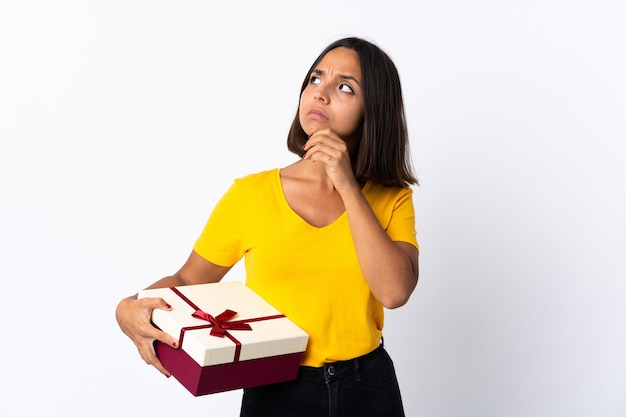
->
xmin=314 ymin=85 xmax=329 ymax=103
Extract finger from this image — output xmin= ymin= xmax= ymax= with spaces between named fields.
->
xmin=135 ymin=297 xmax=173 ymax=325
xmin=153 ymin=327 xmax=180 ymax=349
xmin=133 ymin=302 xmax=180 ymax=348
xmin=135 ymin=319 xmax=179 ymax=346
xmin=137 ymin=340 xmax=172 ymax=377
xmin=305 ymin=144 xmax=344 ymax=164
xmin=138 ymin=296 xmax=173 ymax=312
xmin=135 ymin=325 xmax=178 ymax=377
xmin=306 ymin=129 xmax=344 ymax=150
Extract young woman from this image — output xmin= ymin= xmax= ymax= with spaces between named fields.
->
xmin=116 ymin=36 xmax=419 ymax=417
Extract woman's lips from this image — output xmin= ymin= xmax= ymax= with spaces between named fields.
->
xmin=307 ymin=108 xmax=328 ymax=121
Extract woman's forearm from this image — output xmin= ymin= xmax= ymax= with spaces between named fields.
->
xmin=341 ymin=186 xmax=418 ymax=308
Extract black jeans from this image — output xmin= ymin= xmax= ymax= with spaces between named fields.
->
xmin=240 ymin=344 xmax=405 ymax=417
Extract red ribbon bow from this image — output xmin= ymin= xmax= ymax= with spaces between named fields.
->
xmin=191 ymin=308 xmax=253 ymax=337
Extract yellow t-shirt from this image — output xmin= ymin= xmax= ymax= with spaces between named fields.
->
xmin=193 ymin=168 xmax=418 ymax=367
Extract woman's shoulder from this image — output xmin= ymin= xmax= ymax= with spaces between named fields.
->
xmin=232 ymin=168 xmax=280 ymax=189
xmin=364 ymin=183 xmax=416 ymax=229
xmin=364 ymin=181 xmax=414 ymax=202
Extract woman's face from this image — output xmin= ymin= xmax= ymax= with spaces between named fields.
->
xmin=299 ymin=47 xmax=364 ymax=145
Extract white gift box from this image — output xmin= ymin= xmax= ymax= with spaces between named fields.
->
xmin=138 ymin=281 xmax=309 ymax=396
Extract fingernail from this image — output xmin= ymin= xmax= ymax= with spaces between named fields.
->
xmin=165 ymin=304 xmax=171 ymax=309
xmin=173 ymin=341 xmax=178 ymax=348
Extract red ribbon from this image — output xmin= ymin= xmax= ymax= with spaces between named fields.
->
xmin=168 ymin=286 xmax=285 ymax=362
xmin=191 ymin=308 xmax=252 ymax=337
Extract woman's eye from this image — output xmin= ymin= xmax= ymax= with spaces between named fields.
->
xmin=310 ymin=76 xmax=321 ymax=85
xmin=339 ymin=83 xmax=354 ymax=94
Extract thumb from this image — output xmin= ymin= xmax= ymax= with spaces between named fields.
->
xmin=144 ymin=297 xmax=178 ymax=348
xmin=141 ymin=296 xmax=173 ymax=312
xmin=158 ymin=298 xmax=173 ymax=311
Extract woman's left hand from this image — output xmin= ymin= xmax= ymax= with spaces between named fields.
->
xmin=303 ymin=128 xmax=359 ymax=193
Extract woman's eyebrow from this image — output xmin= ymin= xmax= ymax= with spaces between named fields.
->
xmin=311 ymin=69 xmax=361 ymax=86
xmin=340 ymin=74 xmax=361 ymax=86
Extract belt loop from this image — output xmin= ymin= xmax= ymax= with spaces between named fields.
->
xmin=354 ymin=357 xmax=361 ymax=382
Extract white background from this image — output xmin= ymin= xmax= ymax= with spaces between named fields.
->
xmin=1 ymin=1 xmax=625 ymax=416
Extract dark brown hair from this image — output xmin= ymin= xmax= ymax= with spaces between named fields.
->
xmin=287 ymin=37 xmax=418 ymax=187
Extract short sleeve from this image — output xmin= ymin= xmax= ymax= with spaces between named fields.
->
xmin=386 ymin=187 xmax=419 ymax=252
xmin=193 ymin=180 xmax=246 ymax=267
xmin=365 ymin=184 xmax=418 ymax=253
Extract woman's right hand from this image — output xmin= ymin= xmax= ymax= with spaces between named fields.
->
xmin=115 ymin=295 xmax=179 ymax=377
xmin=115 ymin=251 xmax=232 ymax=376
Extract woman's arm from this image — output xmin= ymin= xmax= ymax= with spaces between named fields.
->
xmin=304 ymin=129 xmax=419 ymax=308
xmin=339 ymin=188 xmax=419 ymax=308
xmin=115 ymin=250 xmax=231 ymax=376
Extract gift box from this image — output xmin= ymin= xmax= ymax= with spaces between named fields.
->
xmin=138 ymin=281 xmax=309 ymax=396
